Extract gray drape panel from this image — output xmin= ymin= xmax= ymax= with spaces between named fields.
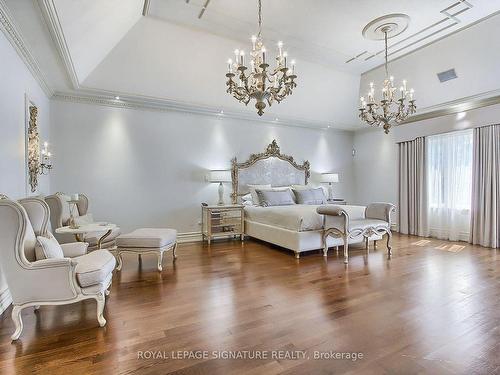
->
xmin=398 ymin=137 xmax=427 ymax=236
xmin=470 ymin=125 xmax=500 ymax=248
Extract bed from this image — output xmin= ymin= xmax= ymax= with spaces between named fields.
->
xmin=231 ymin=140 xmax=378 ymax=258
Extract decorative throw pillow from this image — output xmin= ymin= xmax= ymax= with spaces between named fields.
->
xmin=74 ymin=213 xmax=94 ymax=226
xmin=292 ymin=184 xmax=328 ymax=199
xmin=35 ymin=232 xmax=64 ymax=260
xmin=247 ymin=184 xmax=271 ymax=205
xmin=272 ymin=186 xmax=296 ymax=202
xmin=241 ymin=193 xmax=253 ymax=204
xmin=293 ymin=188 xmax=327 ymax=205
xmin=256 ymin=189 xmax=296 ymax=207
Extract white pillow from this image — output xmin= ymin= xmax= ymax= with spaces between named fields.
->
xmin=256 ymin=189 xmax=296 ymax=207
xmin=241 ymin=193 xmax=252 ymax=201
xmin=35 ymin=232 xmax=64 ymax=260
xmin=74 ymin=213 xmax=94 ymax=226
xmin=247 ymin=184 xmax=271 ymax=205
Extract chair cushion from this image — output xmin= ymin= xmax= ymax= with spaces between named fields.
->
xmin=117 ymin=228 xmax=177 ymax=248
xmin=35 ymin=232 xmax=64 ymax=260
xmin=74 ymin=250 xmax=116 ymax=288
xmin=349 ymin=219 xmax=389 ymax=231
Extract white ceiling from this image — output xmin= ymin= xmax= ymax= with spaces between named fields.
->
xmin=3 ymin=0 xmax=500 ymax=130
xmin=149 ymin=0 xmax=500 ymax=73
xmin=52 ymin=0 xmax=143 ymax=82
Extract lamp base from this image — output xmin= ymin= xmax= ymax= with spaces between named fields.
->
xmin=217 ymin=182 xmax=225 ymax=206
xmin=328 ymin=183 xmax=334 ymax=201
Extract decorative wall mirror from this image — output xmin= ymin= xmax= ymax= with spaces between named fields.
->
xmin=26 ymin=99 xmax=40 ymax=194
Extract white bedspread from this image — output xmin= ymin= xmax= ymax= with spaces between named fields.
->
xmin=244 ymin=204 xmax=366 ymax=232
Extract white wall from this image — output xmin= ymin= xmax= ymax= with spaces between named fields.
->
xmin=353 ymin=103 xmax=500 ymax=216
xmin=50 ymin=100 xmax=355 ymax=234
xmin=0 ymin=30 xmax=51 ymax=313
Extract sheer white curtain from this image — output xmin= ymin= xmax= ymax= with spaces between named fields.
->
xmin=427 ymin=129 xmax=473 ymax=241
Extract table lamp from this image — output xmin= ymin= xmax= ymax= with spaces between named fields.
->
xmin=320 ymin=173 xmax=339 ymax=201
xmin=209 ymin=170 xmax=232 ymax=205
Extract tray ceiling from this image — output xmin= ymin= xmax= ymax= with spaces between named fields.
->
xmin=3 ymin=0 xmax=500 ymax=130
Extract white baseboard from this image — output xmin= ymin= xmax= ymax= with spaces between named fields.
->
xmin=0 ymin=287 xmax=12 ymax=316
xmin=177 ymin=231 xmax=203 ymax=243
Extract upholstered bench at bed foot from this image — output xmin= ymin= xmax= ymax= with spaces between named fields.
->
xmin=115 ymin=228 xmax=177 ymax=272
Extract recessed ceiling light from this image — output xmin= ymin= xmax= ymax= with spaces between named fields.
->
xmin=275 ymin=118 xmax=279 ymax=121
xmin=327 ymin=125 xmax=331 ymax=128
xmin=220 ymin=110 xmax=224 ymax=114
xmin=115 ymin=96 xmax=120 ymax=100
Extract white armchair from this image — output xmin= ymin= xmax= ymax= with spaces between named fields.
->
xmin=45 ymin=192 xmax=121 ymax=250
xmin=0 ymin=197 xmax=115 ymax=340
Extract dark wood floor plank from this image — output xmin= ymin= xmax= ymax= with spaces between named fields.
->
xmin=0 ymin=234 xmax=498 ymax=374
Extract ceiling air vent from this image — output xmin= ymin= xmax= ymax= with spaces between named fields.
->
xmin=437 ymin=69 xmax=458 ymax=83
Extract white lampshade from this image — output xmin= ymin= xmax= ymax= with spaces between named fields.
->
xmin=209 ymin=170 xmax=231 ymax=183
xmin=320 ymin=173 xmax=339 ymax=183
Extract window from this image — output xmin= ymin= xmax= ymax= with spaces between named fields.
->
xmin=427 ymin=129 xmax=473 ymax=241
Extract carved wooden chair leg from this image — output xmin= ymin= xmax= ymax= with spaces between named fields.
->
xmin=95 ymin=292 xmax=106 ymax=327
xmin=365 ymin=237 xmax=369 ymax=250
xmin=11 ymin=306 xmax=24 ymax=341
xmin=323 ymin=234 xmax=328 ymax=257
xmin=386 ymin=231 xmax=393 ymax=258
xmin=374 ymin=240 xmax=378 ymax=249
xmin=157 ymin=251 xmax=164 ymax=271
xmin=105 ymin=287 xmax=111 ymax=296
xmin=295 ymin=251 xmax=300 ymax=259
xmin=116 ymin=251 xmax=123 ymax=271
xmin=343 ymin=235 xmax=349 ymax=264
xmin=172 ymin=242 xmax=178 ymax=262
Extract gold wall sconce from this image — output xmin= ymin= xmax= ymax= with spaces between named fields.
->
xmin=27 ymin=105 xmax=53 ymax=193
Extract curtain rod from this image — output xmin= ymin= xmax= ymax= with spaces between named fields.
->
xmin=396 ymin=122 xmax=499 ymax=144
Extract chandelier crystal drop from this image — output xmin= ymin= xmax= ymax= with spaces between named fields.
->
xmin=359 ymin=26 xmax=416 ymax=134
xmin=225 ymin=0 xmax=297 ymax=116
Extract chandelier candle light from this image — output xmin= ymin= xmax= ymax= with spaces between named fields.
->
xmin=225 ymin=0 xmax=297 ymax=116
xmin=359 ymin=14 xmax=417 ymax=134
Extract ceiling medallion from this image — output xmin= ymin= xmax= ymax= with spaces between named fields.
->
xmin=359 ymin=14 xmax=416 ymax=134
xmin=225 ymin=0 xmax=297 ymax=116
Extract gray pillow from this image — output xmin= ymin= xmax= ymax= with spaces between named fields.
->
xmin=293 ymin=188 xmax=327 ymax=205
xmin=256 ymin=189 xmax=296 ymax=207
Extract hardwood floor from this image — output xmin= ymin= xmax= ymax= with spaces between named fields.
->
xmin=0 ymin=234 xmax=499 ymax=375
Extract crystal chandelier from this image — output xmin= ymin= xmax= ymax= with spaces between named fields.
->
xmin=225 ymin=0 xmax=297 ymax=116
xmin=359 ymin=24 xmax=416 ymax=134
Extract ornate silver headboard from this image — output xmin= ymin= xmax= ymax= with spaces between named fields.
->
xmin=231 ymin=140 xmax=310 ymax=203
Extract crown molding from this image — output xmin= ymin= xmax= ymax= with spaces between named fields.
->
xmin=38 ymin=0 xmax=80 ymax=89
xmin=52 ymin=89 xmax=355 ymax=132
xmin=402 ymin=88 xmax=500 ymax=124
xmin=0 ymin=0 xmax=53 ymax=97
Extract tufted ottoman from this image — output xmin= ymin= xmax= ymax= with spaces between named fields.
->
xmin=116 ymin=228 xmax=177 ymax=271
